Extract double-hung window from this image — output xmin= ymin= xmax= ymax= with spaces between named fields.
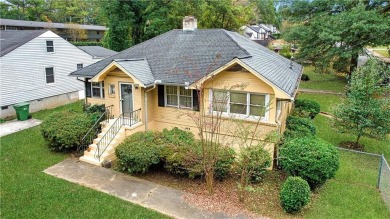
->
xmin=91 ymin=82 xmax=104 ymax=98
xmin=45 ymin=67 xmax=55 ymax=84
xmin=211 ymin=90 xmax=268 ymax=120
xmin=165 ymin=85 xmax=193 ymax=109
xmin=46 ymin=40 xmax=54 ymax=52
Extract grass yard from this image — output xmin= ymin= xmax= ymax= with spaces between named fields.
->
xmin=297 ymin=93 xmax=344 ymax=113
xmin=0 ymin=102 xmax=169 ymax=218
xmin=305 ymin=151 xmax=389 ymax=219
xmin=299 ymin=65 xmax=347 ymax=93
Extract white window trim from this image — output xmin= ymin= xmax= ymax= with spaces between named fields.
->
xmin=45 ymin=40 xmax=55 ymax=53
xmin=44 ymin=66 xmax=55 ymax=85
xmin=91 ymin=81 xmax=104 ymax=99
xmin=164 ymin=85 xmax=193 ymax=109
xmin=210 ymin=89 xmax=270 ymax=122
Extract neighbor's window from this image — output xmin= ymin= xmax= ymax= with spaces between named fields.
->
xmin=45 ymin=67 xmax=55 ymax=84
xmin=46 ymin=40 xmax=54 ymax=52
xmin=165 ymin=85 xmax=193 ymax=108
xmin=91 ymin=82 xmax=104 ymax=98
xmin=77 ymin=63 xmax=83 ymax=69
xmin=211 ymin=90 xmax=268 ymax=120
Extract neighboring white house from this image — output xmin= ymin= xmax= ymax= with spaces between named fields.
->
xmin=0 ymin=30 xmax=114 ymax=118
xmin=242 ymin=24 xmax=279 ymax=40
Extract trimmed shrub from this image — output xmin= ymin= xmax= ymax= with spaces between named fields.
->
xmin=280 ymin=176 xmax=311 ymax=213
xmin=284 ymin=116 xmax=316 ymax=140
xmin=84 ymin=104 xmax=106 ymax=114
xmin=41 ymin=111 xmax=95 ymax=151
xmin=280 ymin=137 xmax=339 ymax=189
xmin=236 ymin=144 xmax=272 ymax=182
xmin=294 ymin=99 xmax=321 ymax=119
xmin=161 ymin=127 xmax=195 ymax=146
xmin=301 ymin=74 xmax=310 ymax=81
xmin=115 ymin=131 xmax=164 ymax=174
xmin=163 ymin=137 xmax=236 ymax=180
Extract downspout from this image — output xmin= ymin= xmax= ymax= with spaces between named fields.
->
xmin=144 ymin=80 xmax=160 ymax=131
xmin=76 ymin=77 xmax=88 ymax=105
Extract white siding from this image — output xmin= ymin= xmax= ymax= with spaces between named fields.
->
xmin=0 ymin=31 xmax=96 ymax=106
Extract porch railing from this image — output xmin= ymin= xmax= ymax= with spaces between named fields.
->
xmin=94 ymin=108 xmax=142 ymax=161
xmin=78 ymin=105 xmax=113 ymax=153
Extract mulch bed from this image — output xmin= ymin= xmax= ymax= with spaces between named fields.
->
xmin=339 ymin=141 xmax=364 ymax=151
xmin=135 ymin=167 xmax=301 ymax=219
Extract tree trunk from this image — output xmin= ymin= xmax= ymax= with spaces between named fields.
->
xmin=350 ymin=52 xmax=359 ymax=74
xmin=205 ymin=168 xmax=214 ymax=194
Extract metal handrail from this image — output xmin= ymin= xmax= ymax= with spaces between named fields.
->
xmin=78 ymin=105 xmax=113 ymax=153
xmin=94 ymin=108 xmax=142 ymax=161
xmin=95 ymin=113 xmax=123 ymax=161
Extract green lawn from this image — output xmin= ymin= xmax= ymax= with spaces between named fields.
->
xmin=373 ymin=49 xmax=390 ymax=58
xmin=297 ymin=93 xmax=344 ymax=113
xmin=305 ymin=151 xmax=389 ymax=219
xmin=0 ymin=102 xmax=169 ymax=218
xmin=299 ymin=65 xmax=347 ymax=93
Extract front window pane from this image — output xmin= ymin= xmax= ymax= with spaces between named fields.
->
xmin=230 ymin=92 xmax=246 ymax=104
xmin=46 ymin=41 xmax=54 ymax=52
xmin=230 ymin=103 xmax=246 ymax=114
xmin=166 ymin=85 xmax=178 ymax=106
xmin=250 ymin=106 xmax=264 ymax=117
xmin=92 ymin=82 xmax=101 ymax=98
xmin=212 ymin=90 xmax=228 ymax=112
xmin=250 ymin=94 xmax=265 ymax=105
xmin=179 ymin=87 xmax=192 ymax=108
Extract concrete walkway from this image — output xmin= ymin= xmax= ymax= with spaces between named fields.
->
xmin=0 ymin=119 xmax=42 ymax=137
xmin=44 ymin=159 xmax=251 ymax=219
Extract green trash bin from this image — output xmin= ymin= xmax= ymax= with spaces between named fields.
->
xmin=13 ymin=102 xmax=30 ymax=121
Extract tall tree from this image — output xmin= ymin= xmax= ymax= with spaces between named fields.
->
xmin=283 ymin=0 xmax=390 ymax=73
xmin=254 ymin=0 xmax=278 ymax=25
xmin=333 ymin=59 xmax=390 ymax=147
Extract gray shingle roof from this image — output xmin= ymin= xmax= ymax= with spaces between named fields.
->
xmin=224 ymin=31 xmax=302 ymax=97
xmin=78 ymin=46 xmax=117 ymax=58
xmin=115 ymin=59 xmax=155 ymax=86
xmin=0 ymin=30 xmax=48 ymax=57
xmin=0 ymin=18 xmax=107 ymax=31
xmin=70 ymin=29 xmax=302 ymax=97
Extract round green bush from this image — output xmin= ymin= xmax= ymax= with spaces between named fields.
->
xmin=294 ymin=99 xmax=321 ymax=119
xmin=285 ymin=116 xmax=316 ymax=139
xmin=301 ymin=74 xmax=310 ymax=81
xmin=280 ymin=176 xmax=311 ymax=213
xmin=236 ymin=144 xmax=272 ymax=182
xmin=280 ymin=137 xmax=339 ymax=189
xmin=115 ymin=131 xmax=164 ymax=174
xmin=41 ymin=111 xmax=95 ymax=151
xmin=162 ymin=137 xmax=236 ymax=180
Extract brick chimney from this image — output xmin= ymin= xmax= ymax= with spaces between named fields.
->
xmin=183 ymin=16 xmax=197 ymax=31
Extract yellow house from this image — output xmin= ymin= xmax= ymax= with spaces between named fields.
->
xmin=69 ymin=17 xmax=302 ymax=166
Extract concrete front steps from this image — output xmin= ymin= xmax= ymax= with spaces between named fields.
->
xmin=79 ymin=119 xmax=126 ymax=166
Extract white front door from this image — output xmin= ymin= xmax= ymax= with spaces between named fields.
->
xmin=119 ymin=82 xmax=133 ymax=114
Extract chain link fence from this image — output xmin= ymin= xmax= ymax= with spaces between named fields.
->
xmin=337 ymin=147 xmax=390 ymax=210
xmin=378 ymin=154 xmax=390 ymax=210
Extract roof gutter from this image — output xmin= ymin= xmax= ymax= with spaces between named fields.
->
xmin=291 ymin=65 xmax=304 ymax=101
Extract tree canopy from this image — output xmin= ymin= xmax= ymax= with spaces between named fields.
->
xmin=282 ymin=0 xmax=390 ymax=73
xmin=333 ymin=59 xmax=390 ymax=146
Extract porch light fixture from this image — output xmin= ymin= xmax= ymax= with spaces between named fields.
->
xmin=134 ymin=84 xmax=139 ymax=89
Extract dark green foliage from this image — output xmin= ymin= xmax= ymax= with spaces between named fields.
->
xmin=280 ymin=137 xmax=339 ymax=189
xmin=236 ymin=144 xmax=272 ymax=183
xmin=115 ymin=131 xmax=164 ymax=174
xmin=294 ymin=99 xmax=320 ymax=119
xmin=301 ymin=74 xmax=310 ymax=81
xmin=161 ymin=129 xmax=236 ymax=180
xmin=280 ymin=176 xmax=311 ymax=213
xmin=333 ymin=60 xmax=390 ymax=144
xmin=84 ymin=104 xmax=106 ymax=114
xmin=285 ymin=116 xmax=316 ymax=137
xmin=41 ymin=111 xmax=94 ymax=151
xmin=71 ymin=41 xmax=103 ymax=47
xmin=283 ymin=1 xmax=390 ymax=73
xmin=279 ymin=45 xmax=292 ymax=59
